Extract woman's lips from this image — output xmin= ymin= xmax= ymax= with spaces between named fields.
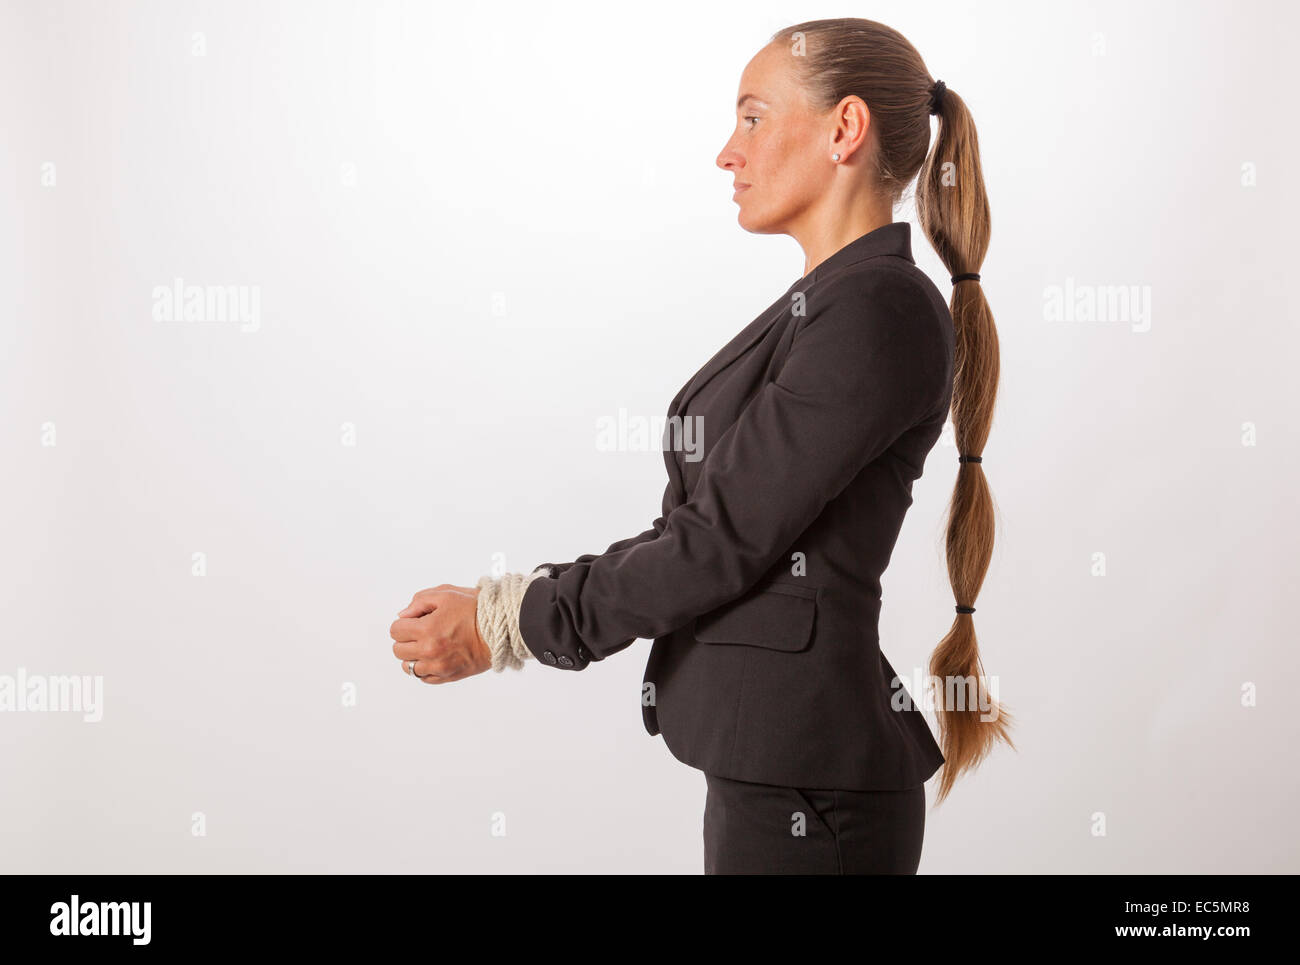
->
xmin=733 ymin=183 xmax=751 ymax=199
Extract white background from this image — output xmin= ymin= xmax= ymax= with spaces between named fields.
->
xmin=2 ymin=0 xmax=1296 ymax=873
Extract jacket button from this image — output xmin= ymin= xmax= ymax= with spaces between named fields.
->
xmin=542 ymin=651 xmax=558 ymax=665
xmin=558 ymin=655 xmax=575 ymax=668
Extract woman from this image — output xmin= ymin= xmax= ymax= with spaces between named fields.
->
xmin=389 ymin=18 xmax=1014 ymax=874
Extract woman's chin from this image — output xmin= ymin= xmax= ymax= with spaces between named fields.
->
xmin=735 ymin=205 xmax=765 ymax=233
xmin=736 ymin=210 xmax=778 ymax=235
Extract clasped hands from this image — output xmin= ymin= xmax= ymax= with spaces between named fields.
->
xmin=391 ymin=584 xmax=492 ymax=684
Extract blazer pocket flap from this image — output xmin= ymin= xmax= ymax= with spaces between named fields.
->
xmin=693 ymin=582 xmax=818 ymax=652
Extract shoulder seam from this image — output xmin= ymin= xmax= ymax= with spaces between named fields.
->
xmin=812 ymin=257 xmax=936 ymax=295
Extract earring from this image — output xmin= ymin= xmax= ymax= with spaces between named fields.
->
xmin=831 ymin=153 xmax=840 ymax=161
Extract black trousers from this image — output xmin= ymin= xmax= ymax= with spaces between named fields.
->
xmin=703 ymin=772 xmax=928 ymax=874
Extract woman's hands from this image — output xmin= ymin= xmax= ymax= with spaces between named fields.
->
xmin=391 ymin=584 xmax=492 ymax=684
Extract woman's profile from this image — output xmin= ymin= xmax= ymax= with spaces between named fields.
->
xmin=389 ymin=17 xmax=1014 ymax=874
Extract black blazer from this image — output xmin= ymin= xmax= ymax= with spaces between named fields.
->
xmin=520 ymin=221 xmax=953 ymax=791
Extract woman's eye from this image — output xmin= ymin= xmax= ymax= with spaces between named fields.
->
xmin=744 ymin=116 xmax=760 ymax=128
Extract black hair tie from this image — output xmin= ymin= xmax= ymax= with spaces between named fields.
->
xmin=951 ymin=272 xmax=981 ymax=284
xmin=929 ymin=79 xmax=946 ymax=115
xmin=958 ymin=454 xmax=982 ymax=463
xmin=955 ymin=605 xmax=976 ymax=614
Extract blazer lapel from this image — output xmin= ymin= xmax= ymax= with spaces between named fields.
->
xmin=672 ymin=222 xmax=916 ymax=420
xmin=673 ymin=288 xmax=796 ymax=418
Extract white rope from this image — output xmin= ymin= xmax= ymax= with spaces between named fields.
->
xmin=475 ymin=567 xmax=551 ymax=672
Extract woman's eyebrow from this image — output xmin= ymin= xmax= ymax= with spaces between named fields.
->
xmin=736 ymin=93 xmax=768 ymax=109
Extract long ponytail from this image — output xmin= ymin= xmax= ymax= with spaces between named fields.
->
xmin=916 ymin=84 xmax=1014 ymax=804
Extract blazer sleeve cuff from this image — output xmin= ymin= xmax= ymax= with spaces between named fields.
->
xmin=475 ymin=567 xmax=552 ymax=672
xmin=517 ymin=569 xmax=599 ymax=670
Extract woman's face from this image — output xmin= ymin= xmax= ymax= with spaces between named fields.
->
xmin=716 ymin=42 xmax=834 ymax=235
